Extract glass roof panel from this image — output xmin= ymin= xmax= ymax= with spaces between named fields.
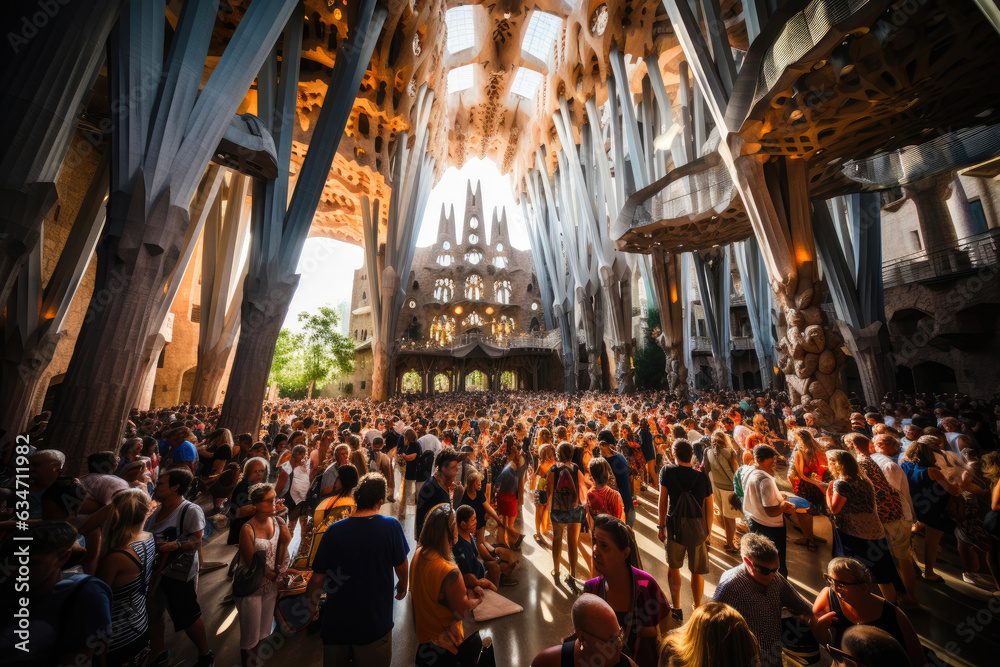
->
xmin=521 ymin=11 xmax=562 ymax=62
xmin=448 ymin=64 xmax=475 ymax=94
xmin=446 ymin=6 xmax=476 ymax=54
xmin=510 ymin=68 xmax=544 ymax=100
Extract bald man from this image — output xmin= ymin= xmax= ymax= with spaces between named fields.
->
xmin=530 ymin=594 xmax=637 ymax=667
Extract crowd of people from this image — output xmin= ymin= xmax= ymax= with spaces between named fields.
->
xmin=2 ymin=387 xmax=999 ymax=667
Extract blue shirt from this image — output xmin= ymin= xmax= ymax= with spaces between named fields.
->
xmin=607 ymin=453 xmax=632 ymax=508
xmin=312 ymin=514 xmax=409 ymax=646
xmin=453 ymin=535 xmax=485 ymax=580
xmin=172 ymin=441 xmax=198 ymax=463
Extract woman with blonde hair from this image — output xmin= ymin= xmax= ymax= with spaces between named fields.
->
xmin=458 ymin=470 xmax=507 ymax=546
xmin=411 ymin=503 xmax=485 ymax=666
xmin=658 ymin=602 xmax=758 ymax=667
xmin=789 ymin=428 xmax=830 ymax=552
xmin=236 ymin=483 xmax=291 ymax=667
xmin=826 ymin=450 xmax=901 ymax=601
xmin=97 ymin=488 xmax=156 ymax=667
xmin=704 ymin=431 xmax=740 ymax=552
xmin=533 ymin=442 xmax=556 ymax=542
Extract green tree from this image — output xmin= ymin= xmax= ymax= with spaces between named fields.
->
xmin=268 ymin=306 xmax=355 ymax=399
xmin=633 ymin=309 xmax=668 ymax=390
xmin=269 ymin=328 xmax=306 ymax=396
xmin=297 ymin=305 xmax=355 ymax=399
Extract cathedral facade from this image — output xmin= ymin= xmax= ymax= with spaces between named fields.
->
xmin=343 ymin=180 xmax=560 ymax=397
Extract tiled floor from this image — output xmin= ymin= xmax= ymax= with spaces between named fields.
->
xmin=164 ymin=471 xmax=997 ymax=666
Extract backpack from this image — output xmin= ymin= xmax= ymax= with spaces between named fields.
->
xmin=417 ymin=449 xmax=435 ymax=482
xmin=665 ymin=470 xmax=708 ymax=549
xmin=303 ymin=503 xmax=354 ymax=568
xmin=551 ymin=464 xmax=579 ymax=513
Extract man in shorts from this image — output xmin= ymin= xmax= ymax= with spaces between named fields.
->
xmin=656 ymin=439 xmax=712 ymax=625
xmin=146 ymin=467 xmax=213 ymax=667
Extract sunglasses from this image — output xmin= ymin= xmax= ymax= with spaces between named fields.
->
xmin=823 ymin=574 xmax=866 ymax=590
xmin=751 ymin=561 xmax=780 ymax=575
xmin=580 ymin=626 xmax=625 ymax=646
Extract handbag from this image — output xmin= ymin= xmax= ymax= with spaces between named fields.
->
xmin=232 ymin=521 xmax=267 ymax=598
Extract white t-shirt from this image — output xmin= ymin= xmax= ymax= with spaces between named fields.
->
xmin=144 ymin=500 xmax=205 ymax=581
xmin=733 ymin=425 xmax=753 ymax=449
xmin=871 ymin=453 xmax=914 ymax=522
xmin=740 ymin=468 xmax=784 ymax=527
xmin=281 ymin=460 xmax=311 ymax=504
xmin=686 ymin=429 xmax=703 ymax=444
xmin=417 ymin=434 xmax=442 ymax=457
xmin=363 ymin=429 xmax=381 ymax=447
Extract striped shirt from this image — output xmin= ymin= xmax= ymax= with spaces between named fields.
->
xmin=108 ymin=536 xmax=156 ymax=652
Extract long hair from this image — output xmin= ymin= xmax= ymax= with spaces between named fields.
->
xmin=592 ymin=513 xmax=642 ymax=571
xmin=827 ymin=449 xmax=866 ymax=483
xmin=102 ymin=488 xmax=152 ymax=555
xmin=792 ymin=428 xmax=821 ymax=464
xmin=418 ymin=503 xmax=455 ymax=563
xmin=335 ymin=464 xmax=359 ymax=500
xmin=659 ymin=602 xmax=758 ymax=667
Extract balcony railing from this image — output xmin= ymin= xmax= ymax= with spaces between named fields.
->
xmin=397 ymin=329 xmax=562 ymax=353
xmin=731 ymin=336 xmax=755 ymax=350
xmin=882 ymin=227 xmax=1000 ymax=289
xmin=692 ymin=335 xmax=712 ymax=352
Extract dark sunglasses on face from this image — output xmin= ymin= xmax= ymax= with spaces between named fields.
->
xmin=823 ymin=574 xmax=866 ymax=590
xmin=751 ymin=561 xmax=779 ymax=575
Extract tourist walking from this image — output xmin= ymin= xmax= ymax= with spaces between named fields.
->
xmin=234 ymin=483 xmax=291 ymax=667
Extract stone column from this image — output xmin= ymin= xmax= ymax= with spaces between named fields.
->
xmin=903 ymin=173 xmax=959 ymax=250
xmin=947 ymin=176 xmax=987 ymax=238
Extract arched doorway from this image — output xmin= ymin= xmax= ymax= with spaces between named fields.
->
xmin=401 ymin=370 xmax=422 ymax=393
xmin=500 ymin=370 xmax=517 ymax=391
xmin=912 ymin=361 xmax=958 ymax=394
xmin=179 ymin=366 xmax=197 ymax=403
xmin=465 ymin=370 xmax=487 ymax=391
xmin=433 ymin=372 xmax=450 ymax=392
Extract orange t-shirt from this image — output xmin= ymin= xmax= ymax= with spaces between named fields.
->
xmin=410 ymin=548 xmax=463 ymax=652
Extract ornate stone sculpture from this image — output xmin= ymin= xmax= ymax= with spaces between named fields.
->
xmin=588 ymin=353 xmax=602 ymax=391
xmin=612 ymin=342 xmax=635 ymax=394
xmin=774 ymin=263 xmax=849 ymax=430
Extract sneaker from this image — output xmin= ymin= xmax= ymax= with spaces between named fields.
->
xmin=199 ymin=561 xmax=228 ymax=574
xmin=671 ymin=608 xmax=684 ymax=625
xmin=151 ymin=651 xmax=170 ymax=667
xmin=194 ymin=650 xmax=215 ymax=667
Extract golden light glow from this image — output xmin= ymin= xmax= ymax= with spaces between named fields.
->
xmin=669 ymin=286 xmax=678 ymax=303
xmin=795 ymin=246 xmax=813 ymax=266
xmin=485 ymin=306 xmax=494 ymax=315
xmin=333 ymin=8 xmax=342 ymax=20
xmin=454 ymin=306 xmax=463 ymax=314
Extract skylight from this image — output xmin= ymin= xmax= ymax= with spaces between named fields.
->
xmin=446 ymin=6 xmax=476 ymax=54
xmin=521 ymin=11 xmax=562 ymax=62
xmin=510 ymin=68 xmax=544 ymax=100
xmin=448 ymin=65 xmax=475 ymax=94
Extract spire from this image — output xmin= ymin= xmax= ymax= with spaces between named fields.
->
xmin=498 ymin=207 xmax=510 ymax=243
xmin=448 ymin=203 xmax=458 ymax=241
xmin=435 ymin=202 xmax=449 ymax=242
xmin=489 ymin=208 xmax=501 ymax=245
